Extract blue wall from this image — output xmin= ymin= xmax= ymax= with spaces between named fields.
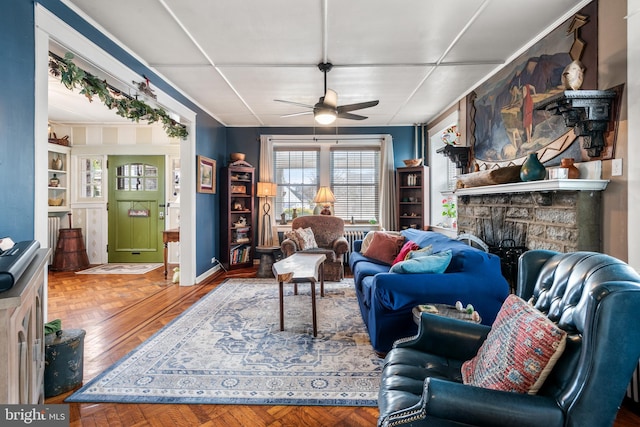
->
xmin=226 ymin=126 xmax=418 ymax=173
xmin=0 ymin=0 xmax=36 ymax=242
xmin=1 ymin=0 xmax=226 ymax=276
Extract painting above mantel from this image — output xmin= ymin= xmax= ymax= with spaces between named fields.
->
xmin=466 ymin=2 xmax=608 ymax=170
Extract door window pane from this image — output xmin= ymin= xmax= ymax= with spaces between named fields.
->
xmin=116 ymin=163 xmax=158 ymax=191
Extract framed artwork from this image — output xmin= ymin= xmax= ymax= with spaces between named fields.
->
xmin=197 ymin=155 xmax=216 ymax=194
xmin=467 ymin=2 xmax=598 ymax=169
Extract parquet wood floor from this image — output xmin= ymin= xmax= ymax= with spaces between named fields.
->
xmin=45 ymin=264 xmax=640 ymax=426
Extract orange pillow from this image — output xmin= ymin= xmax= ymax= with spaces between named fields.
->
xmin=392 ymin=240 xmax=419 ymax=265
xmin=362 ymin=232 xmax=405 ymax=265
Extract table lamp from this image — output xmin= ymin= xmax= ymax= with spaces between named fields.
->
xmin=314 ymin=186 xmax=335 ymax=215
xmin=257 ymin=182 xmax=278 ymax=246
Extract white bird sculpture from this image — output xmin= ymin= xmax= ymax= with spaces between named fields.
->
xmin=562 ymin=60 xmax=585 ymax=90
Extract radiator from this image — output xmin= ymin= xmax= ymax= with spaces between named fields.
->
xmin=48 ymin=216 xmax=60 ymax=264
xmin=343 ymin=230 xmax=367 ymax=264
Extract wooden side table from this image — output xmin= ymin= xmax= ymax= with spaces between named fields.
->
xmin=162 ymin=228 xmax=179 ymax=279
xmin=255 ymin=246 xmax=280 ymax=278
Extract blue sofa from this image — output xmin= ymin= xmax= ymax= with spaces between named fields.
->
xmin=349 ymin=228 xmax=509 ymax=355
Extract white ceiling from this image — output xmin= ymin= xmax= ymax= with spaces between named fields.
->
xmin=49 ymin=0 xmax=589 ymax=127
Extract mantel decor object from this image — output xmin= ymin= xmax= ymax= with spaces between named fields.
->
xmin=520 ymin=153 xmax=546 ymax=182
xmin=534 ymin=90 xmax=616 ymax=157
xmin=560 ymin=158 xmax=580 ymax=179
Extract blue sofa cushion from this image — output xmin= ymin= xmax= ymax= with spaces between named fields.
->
xmin=390 ymin=250 xmax=452 ymax=274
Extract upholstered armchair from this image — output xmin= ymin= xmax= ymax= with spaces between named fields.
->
xmin=281 ymin=215 xmax=349 ymax=281
xmin=377 ymin=250 xmax=640 ymax=427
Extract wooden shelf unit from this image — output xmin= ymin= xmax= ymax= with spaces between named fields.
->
xmin=0 ymin=249 xmax=49 ymax=404
xmin=47 ymin=143 xmax=71 ymax=213
xmin=220 ymin=165 xmax=255 ymax=269
xmin=396 ymin=165 xmax=430 ymax=231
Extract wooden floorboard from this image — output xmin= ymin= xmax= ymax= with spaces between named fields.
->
xmin=45 ymin=264 xmax=640 ymax=426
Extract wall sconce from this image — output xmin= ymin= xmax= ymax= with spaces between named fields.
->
xmin=313 ymin=186 xmax=335 ymax=215
xmin=256 ymin=182 xmax=278 ymax=246
xmin=534 ymin=89 xmax=616 ymax=157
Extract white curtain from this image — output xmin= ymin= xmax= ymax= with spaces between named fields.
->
xmin=380 ymin=135 xmax=397 ymax=230
xmin=258 ymin=135 xmax=277 ymax=246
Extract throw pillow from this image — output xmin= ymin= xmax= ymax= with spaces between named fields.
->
xmin=390 ymin=249 xmax=452 ymax=274
xmin=392 ymin=240 xmax=420 ymax=265
xmin=295 ymin=227 xmax=318 ymax=250
xmin=406 ymin=244 xmax=434 ymax=259
xmin=362 ymin=231 xmax=405 ymax=265
xmin=284 ymin=230 xmax=303 ymax=251
xmin=360 ymin=230 xmax=403 ymax=254
xmin=461 ymin=294 xmax=567 ymax=395
xmin=284 ymin=230 xmax=303 ymax=250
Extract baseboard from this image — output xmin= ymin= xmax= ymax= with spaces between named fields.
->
xmin=196 ymin=264 xmax=222 ymax=284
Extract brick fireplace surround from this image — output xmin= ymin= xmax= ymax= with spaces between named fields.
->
xmin=455 ymin=181 xmax=608 ymax=253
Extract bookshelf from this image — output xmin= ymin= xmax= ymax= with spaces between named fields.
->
xmin=220 ymin=163 xmax=255 ymax=269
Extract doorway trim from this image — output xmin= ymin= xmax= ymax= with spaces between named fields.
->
xmin=34 ymin=4 xmax=197 ymax=286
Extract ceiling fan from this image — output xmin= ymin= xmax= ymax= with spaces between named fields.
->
xmin=275 ymin=62 xmax=379 ymax=125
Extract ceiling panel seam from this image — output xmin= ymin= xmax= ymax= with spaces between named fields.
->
xmin=157 ymin=0 xmax=264 ymax=126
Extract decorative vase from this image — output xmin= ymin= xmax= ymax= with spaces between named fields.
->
xmin=49 ymin=174 xmax=60 ymax=187
xmin=52 ymin=155 xmax=63 ymax=170
xmin=560 ymin=157 xmax=580 ymax=179
xmin=520 ymin=153 xmax=546 ymax=181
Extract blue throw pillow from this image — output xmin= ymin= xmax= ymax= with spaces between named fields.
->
xmin=406 ymin=245 xmax=433 ymax=259
xmin=390 ymin=250 xmax=452 ymax=274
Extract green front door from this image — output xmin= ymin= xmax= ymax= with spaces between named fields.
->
xmin=108 ymin=155 xmax=165 ymax=263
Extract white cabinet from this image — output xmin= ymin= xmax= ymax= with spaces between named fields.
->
xmin=47 ymin=144 xmax=71 ymax=213
xmin=0 ymin=249 xmax=49 ymax=404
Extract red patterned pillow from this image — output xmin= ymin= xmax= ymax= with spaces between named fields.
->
xmin=461 ymin=294 xmax=567 ymax=394
xmin=362 ymin=231 xmax=405 ymax=265
xmin=392 ymin=240 xmax=420 ymax=265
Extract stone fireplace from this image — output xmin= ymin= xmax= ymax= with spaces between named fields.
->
xmin=455 ymin=180 xmax=608 ymax=253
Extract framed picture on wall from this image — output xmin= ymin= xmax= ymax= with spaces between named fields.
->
xmin=197 ymin=155 xmax=216 ymax=194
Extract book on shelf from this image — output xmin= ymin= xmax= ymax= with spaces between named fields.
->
xmin=230 ymin=244 xmax=252 ymax=264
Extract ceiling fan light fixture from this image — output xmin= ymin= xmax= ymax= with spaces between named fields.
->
xmin=314 ymin=106 xmax=337 ymax=125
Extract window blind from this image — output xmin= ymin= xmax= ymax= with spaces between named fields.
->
xmin=330 ymin=147 xmax=380 ymax=222
xmin=273 ymin=148 xmax=319 ymax=219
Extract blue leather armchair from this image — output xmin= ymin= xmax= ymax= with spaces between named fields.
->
xmin=377 ymin=250 xmax=640 ymax=427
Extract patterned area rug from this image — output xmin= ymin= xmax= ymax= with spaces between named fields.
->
xmin=76 ymin=263 xmax=163 ymax=274
xmin=66 ymin=278 xmax=382 ymax=406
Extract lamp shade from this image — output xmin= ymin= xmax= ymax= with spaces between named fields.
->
xmin=256 ymin=182 xmax=277 ymax=198
xmin=313 ymin=186 xmax=335 ymax=204
xmin=314 ymin=106 xmax=337 ymax=125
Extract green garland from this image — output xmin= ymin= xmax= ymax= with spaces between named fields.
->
xmin=49 ymin=52 xmax=188 ymax=140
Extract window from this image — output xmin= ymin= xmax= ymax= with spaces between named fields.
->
xmin=78 ymin=155 xmax=104 ymax=200
xmin=274 ymin=148 xmax=319 ymax=219
xmin=331 ymin=147 xmax=380 ymax=222
xmin=272 ymin=138 xmax=381 ymax=223
xmin=116 ymin=163 xmax=158 ymax=191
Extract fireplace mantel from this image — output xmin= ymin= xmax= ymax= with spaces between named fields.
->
xmin=454 ymin=179 xmax=609 ymax=196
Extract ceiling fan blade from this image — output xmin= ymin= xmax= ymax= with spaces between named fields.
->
xmin=281 ymin=111 xmax=313 ymax=118
xmin=337 ymin=100 xmax=379 ymax=113
xmin=323 ymin=89 xmax=338 ymax=108
xmin=274 ymin=99 xmax=314 ymax=109
xmin=337 ymin=112 xmax=368 ymax=120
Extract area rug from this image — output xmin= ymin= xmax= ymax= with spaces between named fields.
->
xmin=76 ymin=263 xmax=163 ymax=274
xmin=66 ymin=278 xmax=382 ymax=406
